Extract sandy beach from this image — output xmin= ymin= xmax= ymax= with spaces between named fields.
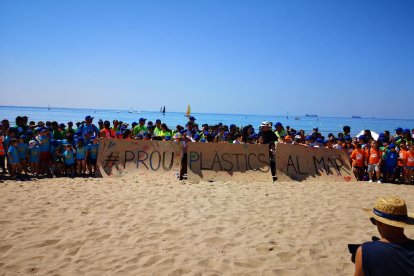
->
xmin=1 ymin=177 xmax=413 ymax=275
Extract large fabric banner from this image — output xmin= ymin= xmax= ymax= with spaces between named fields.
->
xmin=187 ymin=143 xmax=272 ymax=182
xmin=275 ymin=143 xmax=355 ymax=182
xmin=97 ymin=139 xmax=182 ymax=179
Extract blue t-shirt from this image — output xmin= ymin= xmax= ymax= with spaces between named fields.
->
xmin=362 ymin=240 xmax=414 ymax=276
xmin=7 ymin=146 xmax=19 ymax=164
xmin=384 ymin=150 xmax=398 ymax=167
xmin=17 ymin=143 xmax=28 ymax=159
xmin=88 ymin=144 xmax=99 ymax=159
xmin=63 ymin=150 xmax=75 ymax=165
xmin=29 ymin=146 xmax=41 ymax=163
xmin=79 ymin=124 xmax=99 ymax=137
xmin=38 ymin=135 xmax=51 ymax=153
xmin=76 ymin=146 xmax=87 ymax=160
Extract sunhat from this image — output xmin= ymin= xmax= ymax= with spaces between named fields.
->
xmin=260 ymin=121 xmax=270 ymax=127
xmin=364 ymin=196 xmax=414 ymax=228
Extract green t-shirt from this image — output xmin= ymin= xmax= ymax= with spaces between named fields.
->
xmin=133 ymin=125 xmax=148 ymax=135
xmin=275 ymin=129 xmax=288 ymax=139
xmin=154 ymin=127 xmax=163 ymax=137
xmin=160 ymin=130 xmax=172 ymax=137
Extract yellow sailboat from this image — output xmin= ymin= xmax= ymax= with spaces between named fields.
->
xmin=185 ymin=104 xmax=191 ymax=117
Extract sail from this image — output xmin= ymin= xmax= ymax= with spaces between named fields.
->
xmin=162 ymin=106 xmax=165 ymax=114
xmin=185 ymin=104 xmax=191 ymax=117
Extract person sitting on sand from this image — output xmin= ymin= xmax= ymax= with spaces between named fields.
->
xmin=354 ymin=196 xmax=414 ymax=276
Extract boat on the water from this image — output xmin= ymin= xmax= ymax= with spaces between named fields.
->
xmin=305 ymin=114 xmax=318 ymax=117
xmin=185 ymin=104 xmax=191 ymax=117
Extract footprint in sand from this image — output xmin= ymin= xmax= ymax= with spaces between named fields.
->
xmin=204 ymin=236 xmax=226 ymax=246
xmin=31 ymin=239 xmax=60 ymax=248
xmin=0 ymin=244 xmax=13 ymax=255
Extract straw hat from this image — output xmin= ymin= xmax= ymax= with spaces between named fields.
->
xmin=364 ymin=196 xmax=414 ymax=228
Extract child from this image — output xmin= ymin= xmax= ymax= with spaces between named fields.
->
xmin=350 ymin=143 xmax=366 ymax=181
xmin=28 ymin=140 xmax=40 ymax=176
xmin=396 ymin=140 xmax=408 ymax=183
xmin=0 ymin=132 xmax=6 ymax=174
xmin=233 ymin=133 xmax=243 ymax=144
xmin=50 ymin=139 xmax=63 ymax=176
xmin=365 ymin=140 xmax=382 ymax=183
xmin=17 ymin=135 xmax=29 ymax=175
xmin=36 ymin=129 xmax=51 ymax=175
xmin=7 ymin=138 xmax=20 ymax=178
xmin=75 ymin=138 xmax=87 ymax=175
xmin=382 ymin=143 xmax=398 ymax=183
xmin=87 ymin=136 xmax=99 ymax=175
xmin=62 ymin=144 xmax=76 ymax=176
xmin=403 ymin=145 xmax=414 ymax=184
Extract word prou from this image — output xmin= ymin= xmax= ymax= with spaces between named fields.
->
xmin=122 ymin=150 xmax=176 ymax=171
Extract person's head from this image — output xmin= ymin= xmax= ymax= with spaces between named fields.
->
xmin=10 ymin=138 xmax=18 ymax=146
xmin=18 ymin=135 xmax=26 ymax=143
xmin=85 ymin=115 xmax=93 ymax=125
xmin=395 ymin=127 xmax=403 ymax=135
xmin=67 ymin=121 xmax=73 ymax=128
xmin=104 ymin=120 xmax=111 ymax=129
xmin=370 ymin=140 xmax=378 ymax=149
xmin=138 ymin=118 xmax=146 ymax=126
xmin=15 ymin=116 xmax=23 ymax=126
xmin=343 ymin=125 xmax=351 ymax=134
xmin=65 ymin=144 xmax=72 ymax=151
xmin=29 ymin=140 xmax=37 ymax=149
xmin=285 ymin=135 xmax=292 ymax=143
xmin=358 ymin=135 xmax=366 ymax=144
xmin=389 ymin=143 xmax=396 ymax=151
xmin=274 ymin=122 xmax=283 ymax=132
xmin=77 ymin=137 xmax=84 ymax=146
xmin=186 ymin=122 xmax=194 ymax=130
xmin=156 ymin=119 xmax=161 ymax=128
xmin=161 ymin=123 xmax=168 ymax=131
xmin=367 ymin=196 xmax=414 ymax=237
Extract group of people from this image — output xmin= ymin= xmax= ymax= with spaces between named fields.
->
xmin=0 ymin=115 xmax=413 ymax=183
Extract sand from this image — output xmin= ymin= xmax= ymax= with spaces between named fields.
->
xmin=1 ymin=177 xmax=413 ymax=276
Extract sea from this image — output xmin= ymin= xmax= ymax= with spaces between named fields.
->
xmin=0 ymin=105 xmax=413 ymax=137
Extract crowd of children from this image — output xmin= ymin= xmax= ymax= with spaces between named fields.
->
xmin=1 ymin=115 xmax=413 ymax=183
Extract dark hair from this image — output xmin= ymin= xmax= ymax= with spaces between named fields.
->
xmin=161 ymin=123 xmax=171 ymax=132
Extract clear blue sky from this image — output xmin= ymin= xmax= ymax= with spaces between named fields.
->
xmin=1 ymin=0 xmax=413 ymax=118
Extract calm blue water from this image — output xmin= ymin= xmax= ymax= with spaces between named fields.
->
xmin=0 ymin=105 xmax=413 ymax=137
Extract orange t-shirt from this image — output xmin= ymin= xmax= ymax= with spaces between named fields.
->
xmin=398 ymin=149 xmax=407 ymax=167
xmin=100 ymin=128 xmax=115 ymax=138
xmin=405 ymin=151 xmax=414 ymax=167
xmin=366 ymin=148 xmax=381 ymax=165
xmin=351 ymin=148 xmax=366 ymax=167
